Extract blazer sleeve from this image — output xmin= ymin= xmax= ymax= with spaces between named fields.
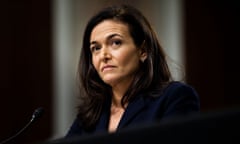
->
xmin=161 ymin=82 xmax=200 ymax=119
xmin=65 ymin=117 xmax=83 ymax=138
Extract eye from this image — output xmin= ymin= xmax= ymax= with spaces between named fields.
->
xmin=90 ymin=45 xmax=101 ymax=53
xmin=112 ymin=40 xmax=122 ymax=47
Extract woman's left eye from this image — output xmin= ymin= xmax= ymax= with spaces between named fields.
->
xmin=112 ymin=40 xmax=122 ymax=46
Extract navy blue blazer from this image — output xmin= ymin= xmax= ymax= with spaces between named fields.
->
xmin=65 ymin=81 xmax=200 ymax=137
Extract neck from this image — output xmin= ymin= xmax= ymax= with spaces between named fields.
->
xmin=111 ymin=78 xmax=133 ymax=108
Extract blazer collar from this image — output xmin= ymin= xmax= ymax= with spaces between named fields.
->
xmin=95 ymin=94 xmax=147 ymax=132
xmin=117 ymin=94 xmax=146 ymax=129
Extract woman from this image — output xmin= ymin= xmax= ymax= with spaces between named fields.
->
xmin=66 ymin=4 xmax=200 ymax=137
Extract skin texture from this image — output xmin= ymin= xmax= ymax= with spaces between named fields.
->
xmin=90 ymin=20 xmax=147 ymax=101
xmin=90 ymin=20 xmax=147 ymax=132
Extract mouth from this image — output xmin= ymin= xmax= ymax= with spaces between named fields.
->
xmin=101 ymin=65 xmax=116 ymax=72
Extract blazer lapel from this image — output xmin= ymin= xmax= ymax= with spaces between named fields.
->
xmin=117 ymin=95 xmax=146 ymax=129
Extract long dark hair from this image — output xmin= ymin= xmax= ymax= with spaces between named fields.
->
xmin=77 ymin=4 xmax=172 ymax=131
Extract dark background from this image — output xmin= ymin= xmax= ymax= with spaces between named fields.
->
xmin=0 ymin=0 xmax=238 ymax=144
xmin=0 ymin=1 xmax=52 ymax=144
xmin=185 ymin=0 xmax=239 ymax=111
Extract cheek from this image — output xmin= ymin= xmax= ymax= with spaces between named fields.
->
xmin=92 ymin=56 xmax=99 ymax=71
xmin=115 ymin=49 xmax=140 ymax=70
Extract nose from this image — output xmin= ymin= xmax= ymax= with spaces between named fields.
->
xmin=100 ymin=46 xmax=111 ymax=62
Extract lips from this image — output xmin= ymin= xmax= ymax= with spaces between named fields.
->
xmin=101 ymin=65 xmax=116 ymax=72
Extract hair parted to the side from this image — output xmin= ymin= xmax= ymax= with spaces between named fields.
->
xmin=77 ymin=4 xmax=172 ymax=131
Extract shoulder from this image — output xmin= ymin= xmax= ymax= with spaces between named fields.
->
xmin=162 ymin=81 xmax=198 ymax=97
xmin=65 ymin=117 xmax=83 ymax=138
xmin=137 ymin=81 xmax=200 ymax=120
xmin=144 ymin=81 xmax=200 ymax=115
xmin=159 ymin=81 xmax=200 ymax=115
xmin=145 ymin=81 xmax=199 ymax=101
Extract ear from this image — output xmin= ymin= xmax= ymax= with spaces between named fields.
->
xmin=139 ymin=45 xmax=147 ymax=62
xmin=140 ymin=52 xmax=147 ymax=62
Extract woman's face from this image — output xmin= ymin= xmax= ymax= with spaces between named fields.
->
xmin=90 ymin=20 xmax=146 ymax=87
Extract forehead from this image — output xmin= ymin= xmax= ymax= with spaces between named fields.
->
xmin=90 ymin=20 xmax=130 ymax=41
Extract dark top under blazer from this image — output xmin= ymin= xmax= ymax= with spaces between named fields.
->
xmin=65 ymin=81 xmax=200 ymax=137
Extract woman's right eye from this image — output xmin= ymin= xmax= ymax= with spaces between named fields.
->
xmin=91 ymin=46 xmax=101 ymax=52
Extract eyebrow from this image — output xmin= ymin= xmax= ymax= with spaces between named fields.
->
xmin=90 ymin=33 xmax=123 ymax=45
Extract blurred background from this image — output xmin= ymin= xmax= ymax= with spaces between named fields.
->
xmin=0 ymin=0 xmax=238 ymax=143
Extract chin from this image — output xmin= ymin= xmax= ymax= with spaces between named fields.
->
xmin=102 ymin=78 xmax=119 ymax=87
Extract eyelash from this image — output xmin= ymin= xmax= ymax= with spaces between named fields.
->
xmin=91 ymin=46 xmax=100 ymax=52
xmin=90 ymin=39 xmax=122 ymax=52
xmin=111 ymin=40 xmax=122 ymax=47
